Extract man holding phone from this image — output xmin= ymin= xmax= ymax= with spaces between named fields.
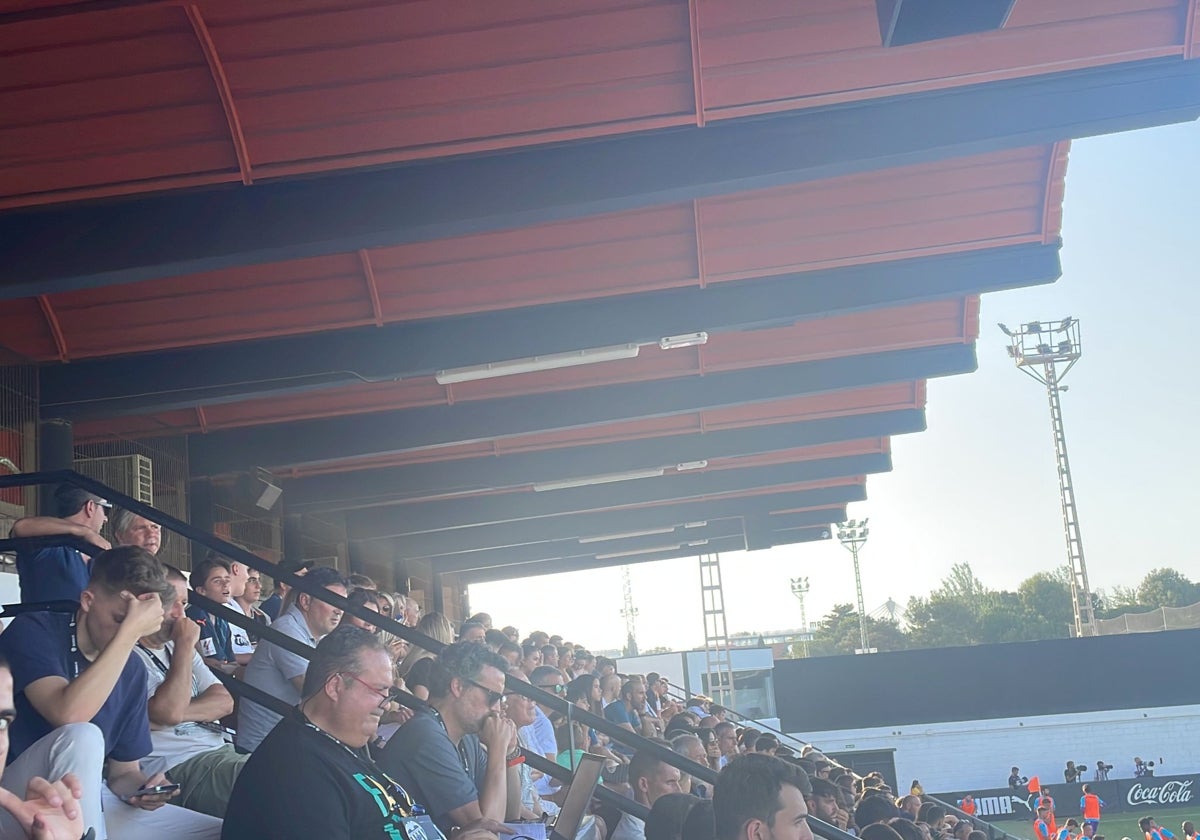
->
xmin=0 ymin=546 xmax=221 ymax=839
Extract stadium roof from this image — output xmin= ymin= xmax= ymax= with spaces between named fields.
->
xmin=2 ymin=0 xmax=1198 ymax=585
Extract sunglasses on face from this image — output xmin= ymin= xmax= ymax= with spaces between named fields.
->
xmin=536 ymin=683 xmax=567 ymax=696
xmin=464 ymin=678 xmax=504 ymax=707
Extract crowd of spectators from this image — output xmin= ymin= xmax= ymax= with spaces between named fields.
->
xmin=0 ymin=486 xmax=990 ymax=840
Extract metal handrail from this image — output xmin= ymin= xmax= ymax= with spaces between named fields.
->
xmin=0 ymin=470 xmax=859 ymax=840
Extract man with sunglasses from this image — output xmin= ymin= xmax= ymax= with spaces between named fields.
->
xmin=522 ymin=666 xmax=566 ymax=801
xmin=224 ymin=627 xmax=502 ymax=840
xmin=381 ymin=641 xmax=521 ymax=836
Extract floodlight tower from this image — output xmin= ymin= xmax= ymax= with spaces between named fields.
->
xmin=620 ymin=565 xmax=639 ymax=656
xmin=836 ymin=519 xmax=872 ymax=654
xmin=998 ymin=317 xmax=1095 ymax=637
xmin=789 ymin=577 xmax=811 ymax=657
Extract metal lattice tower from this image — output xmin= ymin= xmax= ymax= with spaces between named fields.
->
xmin=999 ymin=317 xmax=1095 ymax=637
xmin=619 ymin=565 xmax=639 ymax=656
xmin=699 ymin=553 xmax=735 ymax=707
xmin=836 ymin=519 xmax=873 ymax=654
xmin=789 ymin=577 xmax=811 ymax=657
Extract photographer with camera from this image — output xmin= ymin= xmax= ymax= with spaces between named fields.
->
xmin=1009 ymin=767 xmax=1028 ymax=791
xmin=1094 ymin=761 xmax=1112 ymax=782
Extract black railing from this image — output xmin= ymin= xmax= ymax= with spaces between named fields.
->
xmin=0 ymin=470 xmax=856 ymax=839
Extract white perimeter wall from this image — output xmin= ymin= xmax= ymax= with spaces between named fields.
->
xmin=793 ymin=704 xmax=1200 ymax=792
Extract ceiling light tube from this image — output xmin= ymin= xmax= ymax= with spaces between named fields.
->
xmin=435 ymin=343 xmax=640 ymax=385
xmin=579 ymin=527 xmax=676 ymax=544
xmin=659 ymin=331 xmax=708 ymax=350
xmin=532 ymin=467 xmax=664 ymax=493
xmin=594 ymin=543 xmax=686 ymax=561
xmin=683 ymin=521 xmax=707 ymax=529
xmin=675 ymin=460 xmax=707 ymax=472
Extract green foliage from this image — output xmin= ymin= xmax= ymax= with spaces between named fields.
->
xmin=1136 ymin=567 xmax=1200 ymax=608
xmin=808 ymin=563 xmax=1200 ymax=656
xmin=809 ymin=603 xmax=907 ymax=656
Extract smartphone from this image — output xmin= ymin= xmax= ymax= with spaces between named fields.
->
xmin=130 ymin=783 xmax=181 ymax=798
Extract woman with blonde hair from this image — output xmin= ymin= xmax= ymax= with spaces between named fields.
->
xmin=393 ymin=607 xmax=453 ymax=700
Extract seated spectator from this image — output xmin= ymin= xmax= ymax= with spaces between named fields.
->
xmin=713 ymin=754 xmax=812 ymax=840
xmin=611 ymin=746 xmax=683 ymax=840
xmin=807 ymin=777 xmax=843 ymax=829
xmin=185 ymin=557 xmax=246 ymax=676
xmin=483 ymin=628 xmax=508 ymax=651
xmin=572 ymin=652 xmax=595 ymax=678
xmin=343 ymin=588 xmax=383 ymax=633
xmin=605 ymin=681 xmax=646 ymax=747
xmin=468 ymin=613 xmax=493 ymax=630
xmin=599 ymin=673 xmax=621 ymax=709
xmin=890 ymin=818 xmax=925 ymax=840
xmin=524 ymin=666 xmax=567 ymax=799
xmin=917 ymin=802 xmax=946 ymax=831
xmin=231 ymin=566 xmax=270 ymax=643
xmin=862 ymin=824 xmax=905 ymax=840
xmin=458 ymin=620 xmax=487 ymax=644
xmin=111 ymin=509 xmax=163 ymax=556
xmin=135 ymin=565 xmax=245 ymax=817
xmin=709 ymin=705 xmax=728 ymax=724
xmin=0 ymin=545 xmax=222 ymax=838
xmin=501 ymin=626 xmax=520 ymax=644
xmin=0 ymin=651 xmax=89 ymax=839
xmin=498 ymin=641 xmax=522 ymax=669
xmin=236 ymin=566 xmax=346 ymax=753
xmin=397 ymin=612 xmax=454 ymax=681
xmin=258 ymin=558 xmax=312 ymax=621
xmin=380 ymin=642 xmax=520 ymax=835
xmin=682 ymin=799 xmax=716 ymax=840
xmin=898 ymin=794 xmax=921 ymax=820
xmin=670 ymin=734 xmax=710 ymax=798
xmin=558 ymin=646 xmax=575 ymax=675
xmin=756 ymin=736 xmax=780 ymax=755
xmin=595 ymin=657 xmax=616 ymax=679
xmin=519 ymin=644 xmax=542 ymax=676
xmin=223 ymin=626 xmax=502 ymax=840
xmin=646 ymin=793 xmax=702 ymax=840
xmin=12 ymin=484 xmax=112 ymax=603
xmin=858 ymin=793 xmax=902 ymax=828
xmin=714 ymin=722 xmax=738 ymax=768
xmin=346 ymin=572 xmax=376 ymax=591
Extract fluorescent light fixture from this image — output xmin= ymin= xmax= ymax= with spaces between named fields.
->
xmin=579 ymin=527 xmax=675 ymax=544
xmin=595 ymin=543 xmax=685 ymax=561
xmin=659 ymin=331 xmax=708 ymax=350
xmin=683 ymin=521 xmax=707 ymax=529
xmin=532 ymin=467 xmax=664 ymax=493
xmin=675 ymin=460 xmax=707 ymax=472
xmin=595 ymin=539 xmax=709 ymax=560
xmin=435 ymin=343 xmax=640 ymax=385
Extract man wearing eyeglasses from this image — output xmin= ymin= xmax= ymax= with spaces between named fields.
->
xmin=380 ymin=641 xmax=521 ymax=836
xmin=224 ymin=627 xmax=502 ymax=840
xmin=12 ymin=484 xmax=113 ymax=604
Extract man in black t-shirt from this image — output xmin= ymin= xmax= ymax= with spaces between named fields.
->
xmin=223 ymin=627 xmax=502 ymax=840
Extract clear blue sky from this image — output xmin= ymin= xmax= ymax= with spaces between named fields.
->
xmin=469 ymin=119 xmax=1200 ymax=653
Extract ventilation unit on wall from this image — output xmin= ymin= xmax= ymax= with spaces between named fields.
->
xmin=74 ymin=454 xmax=153 ymax=506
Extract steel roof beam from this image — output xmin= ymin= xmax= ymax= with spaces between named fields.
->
xmin=3 ymin=58 xmax=1196 ymax=298
xmin=350 ymin=486 xmax=862 ymax=546
xmin=353 ymin=452 xmax=888 ymax=537
xmin=285 ymin=409 xmax=924 ymax=511
xmin=40 ymin=244 xmax=1056 ymax=419
xmin=457 ymin=527 xmax=831 ymax=583
xmin=189 ymin=344 xmax=973 ymax=475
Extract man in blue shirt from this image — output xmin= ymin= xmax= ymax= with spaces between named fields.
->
xmin=12 ymin=484 xmax=112 ymax=603
xmin=0 ymin=545 xmax=221 ymax=839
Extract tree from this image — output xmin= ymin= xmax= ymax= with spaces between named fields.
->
xmin=810 ymin=603 xmax=907 ymax=656
xmin=1136 ymin=568 xmax=1200 ymax=609
xmin=936 ymin=562 xmax=991 ymax=608
xmin=904 ymin=594 xmax=981 ymax=648
xmin=1017 ymin=571 xmax=1074 ymax=639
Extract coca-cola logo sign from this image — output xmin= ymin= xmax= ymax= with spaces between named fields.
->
xmin=1127 ymin=780 xmax=1194 ymax=806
